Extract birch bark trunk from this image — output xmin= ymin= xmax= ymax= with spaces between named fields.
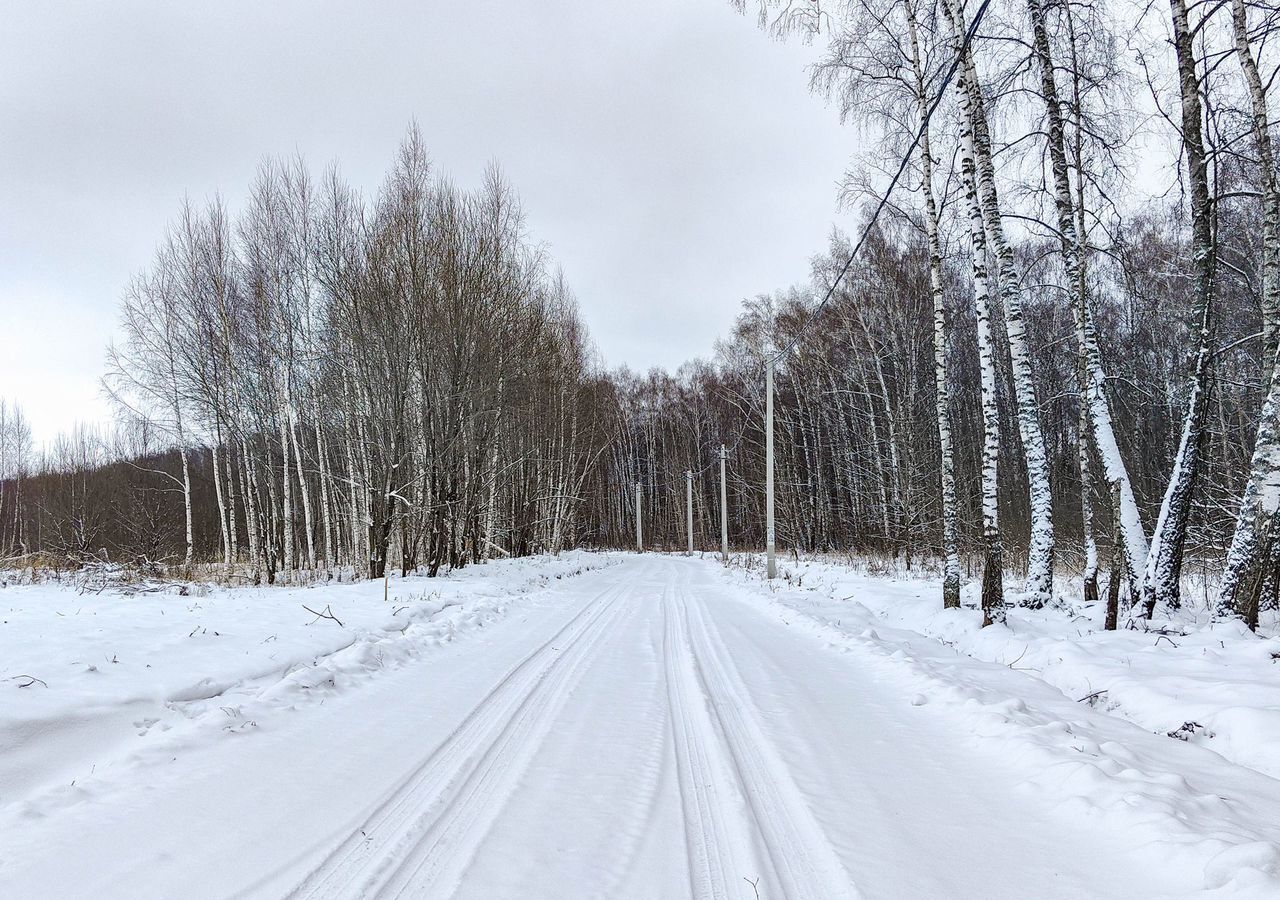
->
xmin=482 ymin=374 xmax=506 ymax=561
xmin=1078 ymin=358 xmax=1100 ymax=605
xmin=906 ymin=0 xmax=961 ymax=607
xmin=942 ymin=0 xmax=1054 ymax=605
xmin=312 ymin=397 xmax=334 ymax=569
xmin=211 ymin=433 xmax=230 ymax=566
xmin=1025 ymin=0 xmax=1149 ymax=597
xmin=278 ymin=415 xmax=295 ymax=579
xmin=224 ymin=440 xmax=239 ymax=563
xmin=1142 ymin=0 xmax=1217 ymax=614
xmin=1217 ymin=0 xmax=1280 ymax=624
xmin=289 ymin=410 xmax=317 ymax=570
xmin=179 ymin=444 xmax=194 ymax=569
xmin=240 ymin=437 xmax=262 ymax=581
xmin=941 ymin=0 xmax=1004 ymax=623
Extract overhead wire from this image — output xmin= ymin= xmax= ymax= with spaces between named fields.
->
xmin=637 ymin=0 xmax=997 ymax=512
xmin=769 ymin=0 xmax=995 ymax=364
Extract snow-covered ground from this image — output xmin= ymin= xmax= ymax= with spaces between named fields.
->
xmin=733 ymin=555 xmax=1280 ymax=779
xmin=0 ymin=552 xmax=616 ymax=828
xmin=1 ymin=552 xmax=1278 ymax=898
xmin=718 ymin=554 xmax=1280 ymax=893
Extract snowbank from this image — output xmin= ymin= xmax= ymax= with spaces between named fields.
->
xmin=717 ymin=554 xmax=1280 ymax=895
xmin=725 ymin=557 xmax=1280 ymax=777
xmin=0 ymin=552 xmax=618 ymax=815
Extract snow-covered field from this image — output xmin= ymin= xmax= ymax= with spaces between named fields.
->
xmin=1 ymin=552 xmax=1278 ymax=898
xmin=0 ymin=552 xmax=616 ymax=816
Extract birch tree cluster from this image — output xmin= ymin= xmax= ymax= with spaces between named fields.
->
xmin=3 ymin=129 xmax=611 ymax=582
xmin=589 ymin=0 xmax=1280 ymax=628
xmin=0 ymin=400 xmax=34 ymax=559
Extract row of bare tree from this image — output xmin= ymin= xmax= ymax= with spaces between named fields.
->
xmin=581 ymin=0 xmax=1280 ymax=629
xmin=3 ymin=129 xmax=612 ymax=582
xmin=5 ymin=0 xmax=1279 ymax=634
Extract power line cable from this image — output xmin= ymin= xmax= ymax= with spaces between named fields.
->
xmin=770 ymin=0 xmax=994 ymax=364
xmin=638 ymin=0 xmax=995 ymax=511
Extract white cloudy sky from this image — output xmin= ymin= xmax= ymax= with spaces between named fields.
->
xmin=0 ymin=0 xmax=855 ymax=446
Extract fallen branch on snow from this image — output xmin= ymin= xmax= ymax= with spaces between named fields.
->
xmin=9 ymin=674 xmax=48 ymax=688
xmin=302 ymin=604 xmax=345 ymax=627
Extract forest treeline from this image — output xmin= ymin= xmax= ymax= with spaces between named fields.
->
xmin=3 ymin=0 xmax=1279 ymax=630
xmin=2 ymin=130 xmax=613 ymax=582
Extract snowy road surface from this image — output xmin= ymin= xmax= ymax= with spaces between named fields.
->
xmin=3 ymin=555 xmax=1279 ymax=898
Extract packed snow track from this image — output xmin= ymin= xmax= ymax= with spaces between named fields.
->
xmin=2 ymin=556 xmax=1272 ymax=898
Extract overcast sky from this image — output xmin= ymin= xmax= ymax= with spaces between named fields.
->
xmin=0 ymin=0 xmax=854 ymax=446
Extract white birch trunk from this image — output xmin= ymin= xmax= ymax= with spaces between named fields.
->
xmin=169 ymin=387 xmax=194 ymax=569
xmin=1025 ymin=0 xmax=1149 ymax=594
xmin=942 ymin=0 xmax=1005 ymax=622
xmin=313 ymin=403 xmax=334 ymax=569
xmin=240 ymin=438 xmax=262 ymax=580
xmin=907 ymin=0 xmax=961 ymax=607
xmin=945 ymin=0 xmax=1054 ymax=604
xmin=1217 ymin=0 xmax=1280 ymax=623
xmin=1142 ymin=0 xmax=1217 ymax=614
xmin=179 ymin=445 xmax=194 ymax=568
xmin=1230 ymin=0 xmax=1280 ymax=364
xmin=211 ymin=437 xmax=230 ymax=566
xmin=224 ymin=442 xmax=239 ymax=563
xmin=278 ymin=416 xmax=295 ymax=578
xmin=289 ymin=410 xmax=317 ymax=570
xmin=1078 ymin=358 xmax=1100 ymax=602
xmin=482 ymin=373 xmax=506 ymax=561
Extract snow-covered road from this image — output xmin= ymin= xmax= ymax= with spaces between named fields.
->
xmin=3 ymin=555 xmax=1277 ymax=898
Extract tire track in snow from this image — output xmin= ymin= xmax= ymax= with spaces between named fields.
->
xmin=676 ymin=564 xmax=861 ymax=900
xmin=662 ymin=563 xmax=756 ymax=900
xmin=373 ymin=587 xmax=630 ymax=900
xmin=581 ymin=591 xmax=684 ymax=900
xmin=282 ymin=576 xmax=632 ymax=900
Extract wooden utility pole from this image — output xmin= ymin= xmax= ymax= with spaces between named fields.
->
xmin=719 ymin=444 xmax=729 ymax=563
xmin=685 ymin=470 xmax=694 ymax=556
xmin=766 ymin=357 xmax=777 ymax=578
